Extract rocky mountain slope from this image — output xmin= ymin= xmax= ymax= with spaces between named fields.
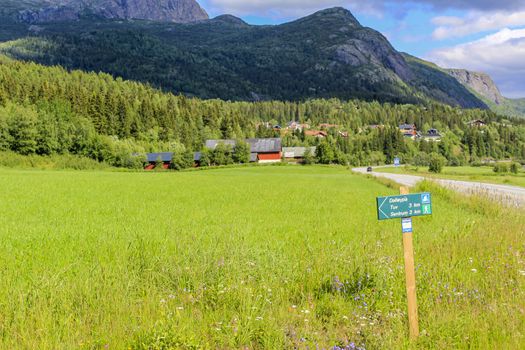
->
xmin=447 ymin=69 xmax=504 ymax=105
xmin=447 ymin=69 xmax=525 ymax=118
xmin=0 ymin=4 xmax=486 ymax=109
xmin=12 ymin=0 xmax=209 ymax=23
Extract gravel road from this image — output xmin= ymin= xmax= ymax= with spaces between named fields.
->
xmin=353 ymin=167 xmax=525 ymax=208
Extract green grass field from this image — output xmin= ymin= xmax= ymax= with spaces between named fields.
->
xmin=0 ymin=166 xmax=523 ymax=349
xmin=375 ymin=166 xmax=525 ymax=188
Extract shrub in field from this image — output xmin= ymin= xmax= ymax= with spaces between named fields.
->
xmin=447 ymin=155 xmax=462 ymax=167
xmin=154 ymin=156 xmax=165 ymax=171
xmin=233 ymin=140 xmax=250 ymax=164
xmin=493 ymin=163 xmax=509 ymax=173
xmin=510 ymin=162 xmax=520 ymax=174
xmin=315 ymin=141 xmax=335 ymax=164
xmin=199 ymin=148 xmax=212 ymax=167
xmin=412 ymin=152 xmax=430 ymax=166
xmin=367 ymin=151 xmax=386 ymax=166
xmin=169 ymin=150 xmax=194 ymax=170
xmin=334 ymin=150 xmax=350 ymax=166
xmin=428 ymin=152 xmax=446 ymax=173
xmin=211 ymin=143 xmax=234 ymax=166
xmin=302 ymin=148 xmax=316 ymax=165
xmin=470 ymin=159 xmax=483 ymax=167
xmin=0 ymin=151 xmax=110 ymax=170
xmin=51 ymin=154 xmax=111 ymax=170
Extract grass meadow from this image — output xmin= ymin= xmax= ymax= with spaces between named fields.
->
xmin=375 ymin=165 xmax=525 ymax=188
xmin=0 ymin=166 xmax=523 ymax=349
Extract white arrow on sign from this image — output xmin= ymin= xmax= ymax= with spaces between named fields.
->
xmin=378 ymin=197 xmax=389 ymax=218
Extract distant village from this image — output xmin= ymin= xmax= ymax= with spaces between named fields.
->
xmin=145 ymin=119 xmax=489 ymax=170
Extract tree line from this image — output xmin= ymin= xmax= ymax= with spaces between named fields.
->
xmin=0 ymin=55 xmax=524 ymax=169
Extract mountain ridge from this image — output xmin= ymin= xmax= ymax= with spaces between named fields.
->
xmin=0 ymin=4 xmax=492 ymax=111
xmin=15 ymin=0 xmax=209 ymax=23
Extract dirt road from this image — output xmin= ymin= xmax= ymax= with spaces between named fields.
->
xmin=353 ymin=167 xmax=525 ymax=207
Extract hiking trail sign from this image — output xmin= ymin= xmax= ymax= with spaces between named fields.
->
xmin=376 ymin=188 xmax=433 ymax=340
xmin=376 ymin=192 xmax=432 ymax=220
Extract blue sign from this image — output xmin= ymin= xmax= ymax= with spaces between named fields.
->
xmin=394 ymin=157 xmax=401 ymax=167
xmin=402 ymin=218 xmax=413 ymax=233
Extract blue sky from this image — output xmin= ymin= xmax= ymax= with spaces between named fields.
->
xmin=199 ymin=0 xmax=525 ymax=98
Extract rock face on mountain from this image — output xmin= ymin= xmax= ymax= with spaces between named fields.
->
xmin=333 ymin=29 xmax=413 ymax=82
xmin=18 ymin=0 xmax=209 ymax=23
xmin=447 ymin=69 xmax=504 ymax=105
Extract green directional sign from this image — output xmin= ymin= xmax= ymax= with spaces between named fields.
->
xmin=377 ymin=193 xmax=432 ymax=220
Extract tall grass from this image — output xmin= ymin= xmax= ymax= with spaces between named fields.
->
xmin=0 ymin=167 xmax=523 ymax=349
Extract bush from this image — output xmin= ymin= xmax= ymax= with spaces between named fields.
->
xmin=303 ymin=148 xmax=316 ymax=165
xmin=233 ymin=140 xmax=250 ymax=164
xmin=368 ymin=151 xmax=386 ymax=166
xmin=211 ymin=143 xmax=234 ymax=166
xmin=169 ymin=150 xmax=194 ymax=171
xmin=493 ymin=163 xmax=509 ymax=173
xmin=510 ymin=162 xmax=520 ymax=174
xmin=412 ymin=152 xmax=430 ymax=167
xmin=199 ymin=148 xmax=212 ymax=167
xmin=0 ymin=151 xmax=110 ymax=170
xmin=315 ymin=141 xmax=335 ymax=164
xmin=428 ymin=152 xmax=445 ymax=173
xmin=448 ymin=155 xmax=461 ymax=167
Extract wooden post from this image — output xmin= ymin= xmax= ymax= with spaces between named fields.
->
xmin=400 ymin=186 xmax=420 ymax=339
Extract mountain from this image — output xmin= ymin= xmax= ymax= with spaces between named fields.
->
xmin=0 ymin=5 xmax=486 ymax=108
xmin=447 ymin=69 xmax=525 ymax=118
xmin=9 ymin=0 xmax=209 ymax=24
xmin=447 ymin=69 xmax=504 ymax=105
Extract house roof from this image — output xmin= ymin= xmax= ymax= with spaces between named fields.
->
xmin=205 ymin=138 xmax=282 ymax=153
xmin=399 ymin=124 xmax=415 ymax=129
xmin=147 ymin=152 xmax=173 ymax=162
xmin=305 ymin=130 xmax=328 ymax=137
xmin=283 ymin=147 xmax=316 ymax=158
xmin=468 ymin=119 xmax=486 ymax=125
xmin=246 ymin=138 xmax=282 ymax=153
xmin=205 ymin=139 xmax=237 ymax=150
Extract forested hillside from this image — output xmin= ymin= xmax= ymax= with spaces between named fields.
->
xmin=0 ymin=6 xmax=487 ymax=109
xmin=1 ymin=55 xmax=524 ymax=169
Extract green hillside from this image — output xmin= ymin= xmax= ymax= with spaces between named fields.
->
xmin=482 ymin=97 xmax=525 ymax=119
xmin=1 ymin=55 xmax=524 ymax=169
xmin=0 ymin=6 xmax=486 ymax=108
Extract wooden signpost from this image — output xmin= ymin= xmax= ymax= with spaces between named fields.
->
xmin=376 ymin=187 xmax=433 ymax=339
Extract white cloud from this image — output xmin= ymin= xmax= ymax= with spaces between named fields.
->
xmin=204 ymin=0 xmax=525 ymax=18
xmin=432 ymin=11 xmax=525 ymax=39
xmin=428 ymin=28 xmax=525 ymax=97
xmin=204 ymin=0 xmax=380 ymax=18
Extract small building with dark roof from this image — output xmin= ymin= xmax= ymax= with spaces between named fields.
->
xmin=421 ymin=129 xmax=442 ymax=142
xmin=246 ymin=138 xmax=282 ymax=163
xmin=145 ymin=152 xmax=173 ymax=170
xmin=205 ymin=139 xmax=237 ymax=150
xmin=399 ymin=124 xmax=417 ymax=139
xmin=283 ymin=147 xmax=316 ymax=163
xmin=468 ymin=119 xmax=487 ymax=127
xmin=204 ymin=138 xmax=282 ymax=163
